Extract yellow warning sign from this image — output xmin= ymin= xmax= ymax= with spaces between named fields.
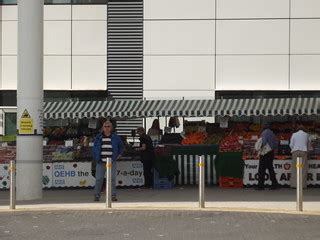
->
xmin=21 ymin=109 xmax=31 ymax=118
xmin=19 ymin=109 xmax=33 ymax=134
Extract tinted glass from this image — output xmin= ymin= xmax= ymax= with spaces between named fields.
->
xmin=5 ymin=113 xmax=16 ymax=136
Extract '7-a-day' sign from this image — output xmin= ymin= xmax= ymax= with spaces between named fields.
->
xmin=19 ymin=109 xmax=33 ymax=134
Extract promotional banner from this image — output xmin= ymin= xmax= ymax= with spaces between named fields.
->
xmin=116 ymin=161 xmax=144 ymax=187
xmin=0 ymin=161 xmax=145 ymax=189
xmin=52 ymin=162 xmax=95 ymax=188
xmin=42 ymin=163 xmax=53 ymax=188
xmin=0 ymin=164 xmax=9 ymax=189
xmin=0 ymin=163 xmax=53 ymax=189
xmin=243 ymin=159 xmax=320 ymax=186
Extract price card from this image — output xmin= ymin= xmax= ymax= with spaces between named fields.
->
xmin=220 ymin=117 xmax=228 ymax=128
xmin=251 ymin=135 xmax=258 ymax=140
xmin=65 ymin=140 xmax=73 ymax=147
xmin=280 ymin=140 xmax=289 ymax=145
xmin=88 ymin=118 xmax=98 ymax=129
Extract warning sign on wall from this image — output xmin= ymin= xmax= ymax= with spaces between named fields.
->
xmin=19 ymin=109 xmax=33 ymax=134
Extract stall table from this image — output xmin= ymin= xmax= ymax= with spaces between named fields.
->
xmin=170 ymin=144 xmax=219 ymax=185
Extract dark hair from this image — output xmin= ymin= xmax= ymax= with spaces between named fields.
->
xmin=262 ymin=123 xmax=271 ymax=130
xmin=151 ymin=119 xmax=160 ymax=130
xmin=136 ymin=127 xmax=145 ymax=135
xmin=297 ymin=125 xmax=305 ymax=132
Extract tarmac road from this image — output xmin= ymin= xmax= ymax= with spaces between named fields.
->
xmin=0 ymin=210 xmax=319 ymax=240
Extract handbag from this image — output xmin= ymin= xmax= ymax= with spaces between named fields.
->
xmin=255 ymin=138 xmax=272 ymax=156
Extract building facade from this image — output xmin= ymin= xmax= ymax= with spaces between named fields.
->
xmin=0 ymin=0 xmax=320 ymax=134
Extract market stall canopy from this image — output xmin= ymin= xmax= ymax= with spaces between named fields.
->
xmin=43 ymin=97 xmax=320 ymax=119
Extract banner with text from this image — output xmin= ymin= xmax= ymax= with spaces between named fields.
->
xmin=52 ymin=162 xmax=95 ymax=188
xmin=243 ymin=159 xmax=320 ymax=186
xmin=0 ymin=163 xmax=53 ymax=189
xmin=116 ymin=161 xmax=144 ymax=187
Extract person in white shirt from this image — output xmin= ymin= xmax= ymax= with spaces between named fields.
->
xmin=289 ymin=125 xmax=310 ymax=188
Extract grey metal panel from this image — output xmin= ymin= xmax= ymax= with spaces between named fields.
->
xmin=107 ymin=0 xmax=143 ymax=100
xmin=107 ymin=0 xmax=143 ymax=134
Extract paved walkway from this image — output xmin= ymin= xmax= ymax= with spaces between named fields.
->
xmin=1 ymin=210 xmax=320 ymax=240
xmin=0 ymin=186 xmax=320 ymax=214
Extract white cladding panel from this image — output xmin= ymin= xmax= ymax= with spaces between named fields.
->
xmin=2 ymin=21 xmax=17 ymax=55
xmin=143 ymin=90 xmax=215 ymax=100
xmin=72 ymin=56 xmax=106 ymax=90
xmin=290 ymin=55 xmax=320 ymax=90
xmin=144 ymin=0 xmax=215 ymax=19
xmin=2 ymin=6 xmax=72 ymax=20
xmin=216 ymin=55 xmax=289 ymax=90
xmin=2 ymin=56 xmax=17 ymax=90
xmin=216 ymin=0 xmax=289 ymax=19
xmin=44 ymin=21 xmax=71 ymax=55
xmin=72 ymin=21 xmax=107 ymax=55
xmin=72 ymin=5 xmax=107 ymax=20
xmin=44 ymin=56 xmax=71 ymax=90
xmin=291 ymin=0 xmax=320 ymax=18
xmin=1 ymin=5 xmax=17 ymax=20
xmin=144 ymin=20 xmax=215 ymax=55
xmin=216 ymin=20 xmax=289 ymax=54
xmin=44 ymin=5 xmax=71 ymax=20
xmin=291 ymin=19 xmax=320 ymax=54
xmin=144 ymin=56 xmax=214 ymax=91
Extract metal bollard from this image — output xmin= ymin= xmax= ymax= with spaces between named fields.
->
xmin=199 ymin=155 xmax=205 ymax=209
xmin=9 ymin=160 xmax=16 ymax=210
xmin=105 ymin=158 xmax=112 ymax=209
xmin=296 ymin=156 xmax=303 ymax=212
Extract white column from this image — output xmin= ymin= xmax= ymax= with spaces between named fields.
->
xmin=16 ymin=0 xmax=44 ymax=200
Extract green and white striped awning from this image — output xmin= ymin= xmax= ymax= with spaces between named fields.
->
xmin=44 ymin=97 xmax=320 ymax=119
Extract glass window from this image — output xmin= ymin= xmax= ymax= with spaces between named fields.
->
xmin=1 ymin=0 xmax=17 ymax=4
xmin=4 ymin=112 xmax=16 ymax=136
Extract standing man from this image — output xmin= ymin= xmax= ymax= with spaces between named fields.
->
xmin=289 ymin=125 xmax=310 ymax=189
xmin=136 ymin=127 xmax=154 ymax=188
xmin=256 ymin=124 xmax=279 ymax=190
xmin=93 ymin=120 xmax=123 ymax=201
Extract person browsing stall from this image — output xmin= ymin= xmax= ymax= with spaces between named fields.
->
xmin=136 ymin=127 xmax=155 ymax=188
xmin=93 ymin=120 xmax=123 ymax=202
xmin=289 ymin=125 xmax=311 ymax=189
xmin=255 ymin=124 xmax=279 ymax=190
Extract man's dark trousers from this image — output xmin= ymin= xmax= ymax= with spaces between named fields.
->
xmin=257 ymin=151 xmax=278 ymax=188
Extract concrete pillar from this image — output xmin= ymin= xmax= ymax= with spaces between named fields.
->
xmin=16 ymin=0 xmax=43 ymax=200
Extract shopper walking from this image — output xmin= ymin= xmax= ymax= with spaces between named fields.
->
xmin=93 ymin=120 xmax=123 ymax=201
xmin=136 ymin=127 xmax=155 ymax=188
xmin=255 ymin=124 xmax=279 ymax=190
xmin=289 ymin=125 xmax=310 ymax=188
